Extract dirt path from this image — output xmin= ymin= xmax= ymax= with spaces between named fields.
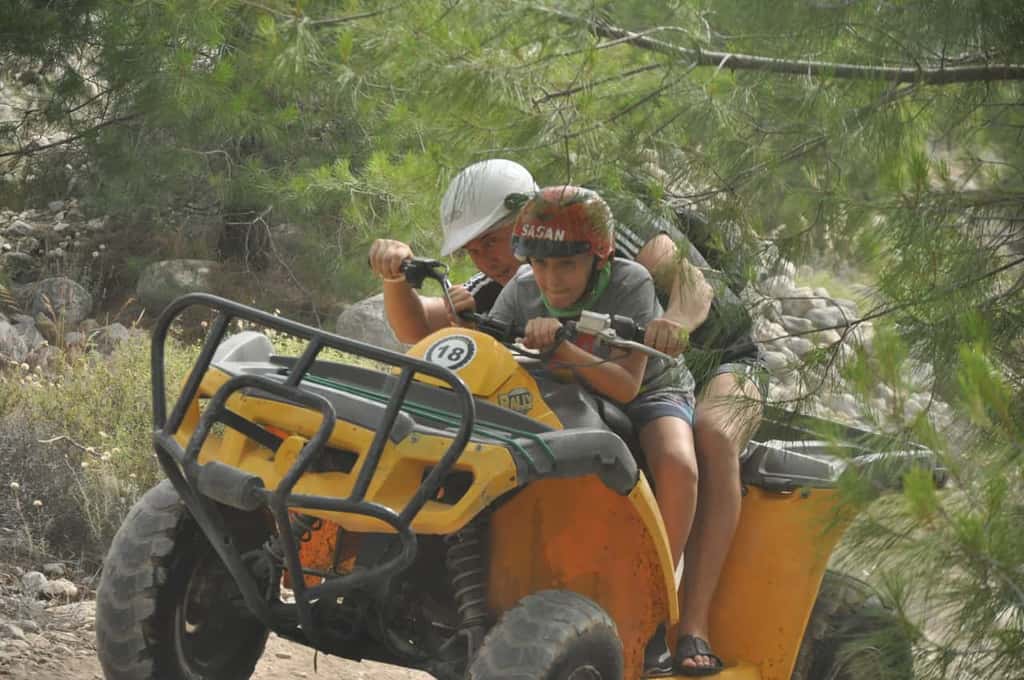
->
xmin=0 ymin=600 xmax=431 ymax=680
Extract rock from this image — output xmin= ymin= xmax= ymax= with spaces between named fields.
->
xmin=786 ymin=336 xmax=816 ymax=358
xmin=901 ymin=359 xmax=935 ymax=391
xmin=904 ymin=397 xmax=927 ymax=422
xmin=11 ymin=313 xmax=46 ymax=351
xmin=0 ymin=251 xmax=40 ymax=283
xmin=47 ymin=200 xmax=65 ymax=212
xmin=15 ymin=236 xmax=40 ymax=253
xmin=811 ymin=286 xmax=831 ymax=299
xmin=758 ymin=274 xmax=795 ymax=299
xmin=761 ymin=350 xmax=789 ymax=373
xmin=21 ymin=571 xmax=47 ymax=597
xmin=64 ymin=331 xmax=86 ymax=347
xmin=780 ymin=286 xmax=826 ymax=317
xmin=806 ymin=306 xmax=850 ymax=330
xmin=136 ymin=259 xmax=219 ymax=313
xmin=826 ymin=393 xmax=860 ymax=420
xmin=0 ymin=318 xmax=29 ymax=362
xmin=812 ymin=328 xmax=843 ymax=347
xmin=42 ymin=562 xmax=66 ymax=579
xmin=335 ymin=293 xmax=408 ymax=353
xmin=0 ymin=623 xmax=27 ymax=643
xmin=780 ymin=315 xmax=815 ymax=334
xmin=6 ymin=219 xmax=34 ymax=237
xmin=768 ymin=383 xmax=797 ymax=404
xmin=874 ymin=383 xmax=895 ymax=402
xmin=831 ymin=297 xmax=859 ymax=316
xmin=27 ymin=277 xmax=93 ymax=325
xmin=847 ymin=322 xmax=875 ymax=351
xmin=79 ymin=318 xmax=100 ymax=335
xmin=752 ymin=318 xmax=786 ymax=344
xmin=94 ymin=322 xmax=131 ymax=353
xmin=14 ymin=620 xmax=39 ymax=635
xmin=870 ymin=397 xmax=889 ymax=415
xmin=39 ymin=578 xmax=78 ymax=601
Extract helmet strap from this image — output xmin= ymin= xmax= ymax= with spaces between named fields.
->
xmin=541 ymin=258 xmax=612 ymax=318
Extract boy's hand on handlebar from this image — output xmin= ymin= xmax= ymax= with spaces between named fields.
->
xmin=644 ymin=317 xmax=689 ymax=356
xmin=445 ymin=285 xmax=477 ymax=325
xmin=369 ymin=239 xmax=414 ymax=281
xmin=522 ymin=318 xmax=563 ymax=350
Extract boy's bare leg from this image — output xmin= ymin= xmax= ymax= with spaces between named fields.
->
xmin=677 ymin=373 xmax=763 ymax=670
xmin=638 ymin=417 xmax=699 ymax=570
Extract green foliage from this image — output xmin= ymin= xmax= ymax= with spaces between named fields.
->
xmin=0 ymin=334 xmax=195 ymax=563
xmin=2 ymin=0 xmax=1023 ymax=673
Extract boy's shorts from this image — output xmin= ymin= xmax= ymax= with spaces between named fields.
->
xmin=624 ymin=389 xmax=696 ymax=430
xmin=697 ymin=355 xmax=770 ymax=403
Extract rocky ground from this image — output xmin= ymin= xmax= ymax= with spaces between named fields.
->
xmin=0 ymin=561 xmax=429 ymax=680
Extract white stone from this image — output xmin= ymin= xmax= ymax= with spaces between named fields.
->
xmin=0 ymin=318 xmax=29 ymax=362
xmin=831 ymin=297 xmax=859 ymax=316
xmin=94 ymin=322 xmax=131 ymax=354
xmin=336 ymin=293 xmax=408 ymax=353
xmin=780 ymin=315 xmax=815 ymax=334
xmin=20 ymin=571 xmax=47 ymax=596
xmin=874 ymin=384 xmax=895 ymax=401
xmin=0 ymin=623 xmax=27 ymax=643
xmin=761 ymin=350 xmax=789 ymax=373
xmin=787 ymin=337 xmax=816 ymax=357
xmin=812 ymin=329 xmax=843 ymax=347
xmin=136 ymin=259 xmax=220 ymax=312
xmin=7 ymin=219 xmax=34 ymax=237
xmin=42 ymin=562 xmax=65 ymax=579
xmin=807 ymin=306 xmax=849 ymax=330
xmin=27 ymin=277 xmax=93 ymax=324
xmin=758 ymin=275 xmax=795 ymax=299
xmin=780 ymin=286 xmax=826 ymax=317
xmin=752 ymin=319 xmax=786 ymax=344
xmin=39 ymin=578 xmax=78 ymax=601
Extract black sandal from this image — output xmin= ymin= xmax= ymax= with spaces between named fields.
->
xmin=676 ymin=634 xmax=724 ymax=677
xmin=642 ymin=624 xmax=675 ymax=677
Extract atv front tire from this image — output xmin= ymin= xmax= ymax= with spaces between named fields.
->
xmin=96 ymin=480 xmax=271 ymax=680
xmin=792 ymin=569 xmax=913 ymax=680
xmin=468 ymin=589 xmax=623 ymax=680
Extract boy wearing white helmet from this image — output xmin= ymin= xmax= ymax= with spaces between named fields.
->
xmin=368 ymin=159 xmax=535 ymax=342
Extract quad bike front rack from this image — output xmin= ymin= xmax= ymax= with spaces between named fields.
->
xmin=150 ymin=293 xmax=476 ymax=648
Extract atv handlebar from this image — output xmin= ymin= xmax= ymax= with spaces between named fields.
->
xmin=398 ymin=257 xmax=674 ymax=364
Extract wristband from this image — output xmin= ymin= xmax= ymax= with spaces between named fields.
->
xmin=382 ymin=275 xmax=407 ymax=283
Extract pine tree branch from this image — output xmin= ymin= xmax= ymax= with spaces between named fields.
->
xmin=537 ymin=6 xmax=1024 ymax=85
xmin=532 ymin=62 xmax=665 ymax=104
xmin=308 ymin=8 xmax=390 ymax=27
xmin=0 ymin=113 xmax=137 ymax=159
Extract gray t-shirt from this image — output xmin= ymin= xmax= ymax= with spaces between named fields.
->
xmin=490 ymin=258 xmax=695 ymax=399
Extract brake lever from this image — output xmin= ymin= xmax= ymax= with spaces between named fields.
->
xmin=595 ymin=332 xmax=674 ymax=363
xmin=399 ymin=257 xmax=447 ymax=290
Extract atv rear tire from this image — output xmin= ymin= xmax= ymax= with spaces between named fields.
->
xmin=96 ymin=480 xmax=271 ymax=680
xmin=468 ymin=589 xmax=623 ymax=680
xmin=791 ymin=569 xmax=913 ymax=680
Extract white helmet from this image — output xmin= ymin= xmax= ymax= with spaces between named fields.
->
xmin=439 ymin=159 xmax=538 ymax=256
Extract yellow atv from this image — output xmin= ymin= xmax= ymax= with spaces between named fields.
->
xmin=95 ymin=259 xmax=943 ymax=680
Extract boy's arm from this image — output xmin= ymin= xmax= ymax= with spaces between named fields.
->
xmin=636 ymin=233 xmax=713 ymax=353
xmin=381 ymin=281 xmax=451 ymax=344
xmin=554 ymin=342 xmax=648 ymax=404
xmin=369 ymin=238 xmax=452 ymax=343
xmin=524 ymin=318 xmax=647 ymax=404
